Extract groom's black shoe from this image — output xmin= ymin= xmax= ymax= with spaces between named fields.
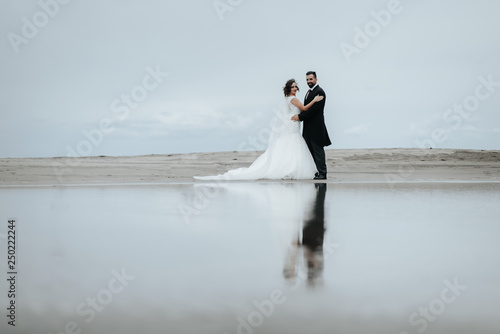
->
xmin=314 ymin=174 xmax=327 ymax=180
xmin=315 ymin=172 xmax=319 ymax=177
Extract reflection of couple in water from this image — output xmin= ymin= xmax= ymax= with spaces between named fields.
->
xmin=192 ymin=181 xmax=328 ymax=285
xmin=282 ymin=183 xmax=327 ymax=286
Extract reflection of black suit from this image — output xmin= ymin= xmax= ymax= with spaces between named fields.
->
xmin=282 ymin=183 xmax=328 ymax=283
xmin=299 ymin=85 xmax=331 ymax=176
xmin=302 ymin=183 xmax=327 ymax=252
xmin=302 ymin=183 xmax=327 ymax=282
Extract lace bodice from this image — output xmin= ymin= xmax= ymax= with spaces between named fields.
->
xmin=286 ymin=95 xmax=301 ymax=115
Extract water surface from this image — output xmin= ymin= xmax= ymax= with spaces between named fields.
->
xmin=0 ymin=182 xmax=499 ymax=334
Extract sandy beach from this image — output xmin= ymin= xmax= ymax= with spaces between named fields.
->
xmin=1 ymin=148 xmax=499 ymax=186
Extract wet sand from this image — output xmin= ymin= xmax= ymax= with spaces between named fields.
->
xmin=0 ymin=148 xmax=499 ymax=186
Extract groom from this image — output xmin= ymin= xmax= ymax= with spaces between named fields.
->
xmin=292 ymin=71 xmax=331 ymax=180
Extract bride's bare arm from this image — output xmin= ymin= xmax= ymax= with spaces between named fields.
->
xmin=290 ymin=95 xmax=324 ymax=112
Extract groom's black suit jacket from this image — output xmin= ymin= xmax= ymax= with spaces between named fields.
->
xmin=299 ymin=85 xmax=331 ymax=147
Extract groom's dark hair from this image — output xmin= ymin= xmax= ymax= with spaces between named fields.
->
xmin=306 ymin=71 xmax=317 ymax=78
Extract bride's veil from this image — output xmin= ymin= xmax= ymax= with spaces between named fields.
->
xmin=267 ymin=97 xmax=291 ymax=151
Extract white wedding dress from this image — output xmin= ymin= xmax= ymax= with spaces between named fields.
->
xmin=194 ymin=96 xmax=317 ymax=180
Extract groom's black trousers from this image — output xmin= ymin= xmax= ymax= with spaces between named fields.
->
xmin=305 ymin=139 xmax=327 ymax=176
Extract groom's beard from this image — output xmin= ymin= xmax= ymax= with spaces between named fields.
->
xmin=308 ymin=83 xmax=314 ymax=88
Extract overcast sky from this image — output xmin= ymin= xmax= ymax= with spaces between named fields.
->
xmin=1 ymin=0 xmax=499 ymax=158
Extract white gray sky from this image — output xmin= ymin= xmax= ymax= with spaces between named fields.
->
xmin=1 ymin=0 xmax=499 ymax=158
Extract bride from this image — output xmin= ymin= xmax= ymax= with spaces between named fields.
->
xmin=194 ymin=79 xmax=323 ymax=181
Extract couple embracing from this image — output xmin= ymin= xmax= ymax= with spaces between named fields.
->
xmin=195 ymin=71 xmax=331 ymax=181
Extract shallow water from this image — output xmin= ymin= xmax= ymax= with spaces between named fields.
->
xmin=0 ymin=182 xmax=499 ymax=334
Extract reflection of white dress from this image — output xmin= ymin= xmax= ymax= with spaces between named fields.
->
xmin=194 ymin=96 xmax=317 ymax=180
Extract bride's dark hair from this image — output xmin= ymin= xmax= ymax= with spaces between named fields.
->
xmin=283 ymin=79 xmax=299 ymax=97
